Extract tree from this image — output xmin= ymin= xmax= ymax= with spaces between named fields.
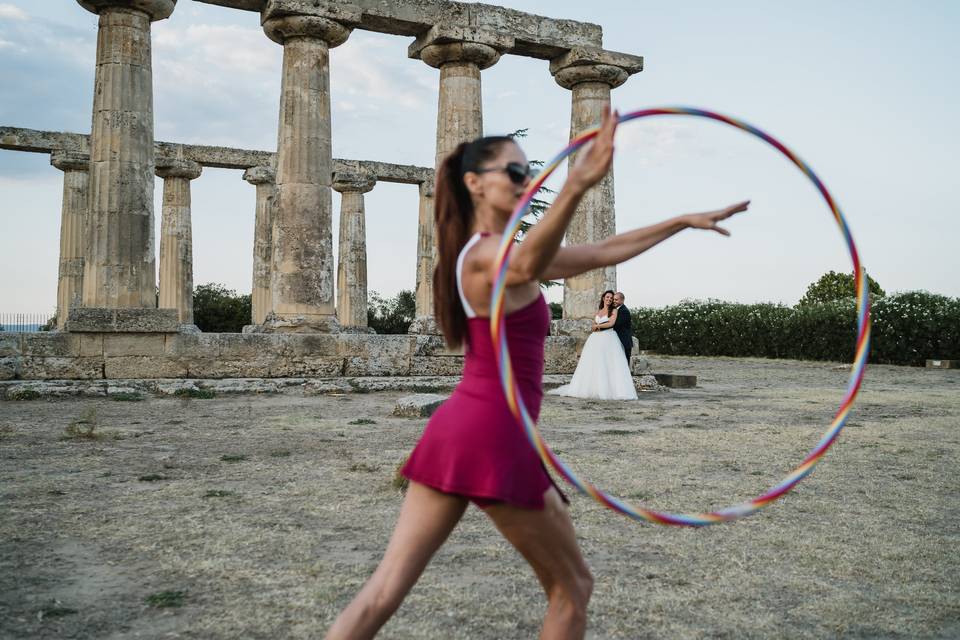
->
xmin=798 ymin=270 xmax=885 ymax=307
xmin=193 ymin=283 xmax=251 ymax=333
xmin=367 ymin=290 xmax=416 ymax=334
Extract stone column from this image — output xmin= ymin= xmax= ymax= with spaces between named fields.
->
xmin=242 ymin=166 xmax=277 ymax=326
xmin=550 ymin=48 xmax=643 ymax=328
xmin=408 ymin=179 xmax=436 ymax=333
xmin=332 ymin=168 xmax=376 ymax=331
xmin=156 ymin=158 xmax=201 ymax=326
xmin=408 ymin=27 xmax=513 ymax=333
xmin=260 ymin=9 xmax=356 ymax=333
xmin=77 ymin=0 xmax=175 ymax=312
xmin=51 ymin=151 xmax=90 ymax=330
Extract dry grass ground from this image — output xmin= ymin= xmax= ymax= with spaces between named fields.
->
xmin=1 ymin=356 xmax=958 ymax=639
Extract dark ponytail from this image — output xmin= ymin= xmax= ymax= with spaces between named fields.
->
xmin=433 ymin=135 xmax=514 ymax=348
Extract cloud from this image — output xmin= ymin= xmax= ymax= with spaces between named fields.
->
xmin=613 ymin=119 xmax=726 ymax=169
xmin=0 ymin=4 xmax=28 ymax=21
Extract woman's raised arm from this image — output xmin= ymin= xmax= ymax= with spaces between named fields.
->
xmin=542 ymin=201 xmax=750 ymax=281
xmin=495 ymin=107 xmax=618 ymax=287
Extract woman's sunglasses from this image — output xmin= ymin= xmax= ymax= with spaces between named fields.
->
xmin=474 ymin=162 xmax=532 ymax=185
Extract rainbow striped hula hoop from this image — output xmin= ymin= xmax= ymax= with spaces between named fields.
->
xmin=490 ymin=107 xmax=871 ymax=527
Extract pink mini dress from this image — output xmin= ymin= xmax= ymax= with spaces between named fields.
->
xmin=401 ymin=233 xmax=563 ymax=509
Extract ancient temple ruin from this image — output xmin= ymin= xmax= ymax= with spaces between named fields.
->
xmin=0 ymin=0 xmax=643 ymax=380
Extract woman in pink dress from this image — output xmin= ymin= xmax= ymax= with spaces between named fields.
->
xmin=326 ymin=108 xmax=748 ymax=639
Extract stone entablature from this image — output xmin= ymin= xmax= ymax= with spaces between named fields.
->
xmin=0 ymin=127 xmax=433 ymax=185
xmin=199 ymin=0 xmax=603 ymax=59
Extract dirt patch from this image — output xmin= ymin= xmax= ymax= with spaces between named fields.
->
xmin=1 ymin=356 xmax=958 ymax=638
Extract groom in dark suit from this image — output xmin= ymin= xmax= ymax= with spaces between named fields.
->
xmin=610 ymin=291 xmax=632 ymax=362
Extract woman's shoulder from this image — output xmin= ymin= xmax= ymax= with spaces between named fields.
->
xmin=462 ymin=234 xmax=503 ymax=270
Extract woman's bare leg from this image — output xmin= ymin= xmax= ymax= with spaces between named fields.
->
xmin=484 ymin=488 xmax=593 ymax=640
xmin=325 ymin=482 xmax=468 ymax=640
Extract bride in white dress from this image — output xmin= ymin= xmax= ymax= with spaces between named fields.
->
xmin=549 ymin=290 xmax=638 ymax=400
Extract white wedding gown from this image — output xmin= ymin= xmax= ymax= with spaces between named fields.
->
xmin=548 ymin=314 xmax=638 ymax=400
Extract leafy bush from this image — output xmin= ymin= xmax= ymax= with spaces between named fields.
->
xmin=632 ymin=291 xmax=959 ymax=366
xmin=367 ymin=290 xmax=416 ymax=334
xmin=798 ymin=270 xmax=885 ymax=306
xmin=193 ymin=283 xmax=251 ymax=333
xmin=871 ymin=291 xmax=960 ymax=366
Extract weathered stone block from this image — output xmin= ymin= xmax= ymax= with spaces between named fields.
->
xmin=219 ymin=333 xmax=279 ymax=359
xmin=21 ymin=333 xmax=81 ymax=358
xmin=104 ymin=356 xmax=188 ymax=379
xmin=164 ymin=333 xmax=219 ymax=358
xmin=0 ymin=334 xmax=21 ymax=357
xmin=653 ymin=373 xmax=697 ymax=389
xmin=344 ymin=355 xmax=411 ymax=377
xmin=407 ymin=316 xmax=440 ymax=336
xmin=0 ymin=357 xmax=18 ymax=380
xmin=409 ymin=356 xmax=464 ymax=377
xmin=636 ymin=374 xmax=664 ymax=392
xmin=630 ymin=356 xmax=651 ymax=375
xmin=544 ymin=336 xmax=579 ymax=374
xmin=20 ymin=357 xmax=103 ymax=380
xmin=393 ymin=394 xmax=448 ymax=418
xmin=274 ymin=357 xmax=346 ymax=378
xmin=65 ymin=308 xmax=180 ymax=333
xmin=336 ymin=334 xmax=414 ymax=358
xmin=279 ymin=334 xmax=340 ymax=357
xmin=79 ymin=334 xmax=104 ymax=357
xmin=412 ymin=335 xmax=461 ymax=357
xmin=550 ymin=318 xmax=593 ymax=337
xmin=103 ymin=334 xmax=166 ymax=357
xmin=196 ymin=359 xmax=274 ymax=379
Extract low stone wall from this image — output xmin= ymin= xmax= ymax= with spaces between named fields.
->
xmin=0 ymin=332 xmax=580 ymax=380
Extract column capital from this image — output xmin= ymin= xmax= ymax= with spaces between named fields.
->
xmin=409 ymin=25 xmax=514 ymax=70
xmin=50 ymin=151 xmax=90 ymax=173
xmin=243 ymin=165 xmax=276 ymax=186
xmin=332 ymin=168 xmax=376 ymax=194
xmin=155 ymin=158 xmax=202 ymax=180
xmin=262 ymin=0 xmax=360 ymax=48
xmin=550 ymin=46 xmax=644 ymax=90
xmin=77 ymin=0 xmax=175 ymax=21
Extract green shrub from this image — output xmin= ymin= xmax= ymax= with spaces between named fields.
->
xmin=798 ymin=270 xmax=885 ymax=306
xmin=871 ymin=291 xmax=960 ymax=365
xmin=193 ymin=283 xmax=252 ymax=333
xmin=367 ymin=290 xmax=416 ymax=334
xmin=631 ymin=291 xmax=959 ymax=366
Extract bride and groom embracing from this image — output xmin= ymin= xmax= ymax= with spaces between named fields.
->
xmin=549 ymin=290 xmax=639 ymax=400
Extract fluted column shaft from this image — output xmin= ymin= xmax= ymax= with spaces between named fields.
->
xmin=411 ymin=42 xmax=500 ymax=333
xmin=422 ymin=42 xmax=500 ymax=172
xmin=79 ymin=0 xmax=174 ymax=309
xmin=243 ymin=166 xmax=277 ymax=325
xmin=414 ymin=180 xmax=435 ymax=320
xmin=51 ymin=152 xmax=90 ymax=329
xmin=156 ymin=159 xmax=201 ymax=325
xmin=553 ymin=63 xmax=630 ymax=321
xmin=262 ymin=15 xmax=352 ymax=333
xmin=332 ymin=170 xmax=376 ymax=329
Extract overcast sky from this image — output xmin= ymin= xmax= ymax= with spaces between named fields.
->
xmin=1 ymin=1 xmax=957 ymax=316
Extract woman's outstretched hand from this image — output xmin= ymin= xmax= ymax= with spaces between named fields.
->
xmin=568 ymin=105 xmax=619 ymax=192
xmin=684 ymin=200 xmax=751 ymax=236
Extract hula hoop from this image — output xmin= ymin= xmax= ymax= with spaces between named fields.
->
xmin=490 ymin=107 xmax=871 ymax=527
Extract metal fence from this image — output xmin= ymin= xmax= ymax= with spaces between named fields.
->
xmin=0 ymin=312 xmax=56 ymax=333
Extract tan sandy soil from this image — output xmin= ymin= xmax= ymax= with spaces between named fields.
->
xmin=1 ymin=355 xmax=957 ymax=639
